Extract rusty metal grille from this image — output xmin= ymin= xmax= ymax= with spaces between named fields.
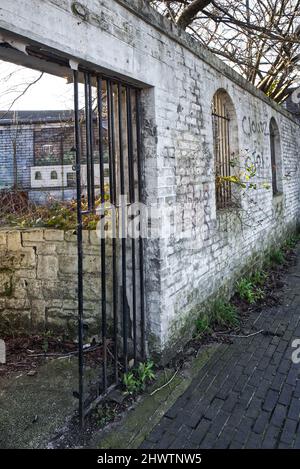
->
xmin=212 ymin=93 xmax=232 ymax=209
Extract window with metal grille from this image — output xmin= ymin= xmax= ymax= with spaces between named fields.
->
xmin=269 ymin=117 xmax=281 ymax=196
xmin=212 ymin=90 xmax=236 ymax=209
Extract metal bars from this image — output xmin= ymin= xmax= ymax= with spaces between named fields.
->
xmin=212 ymin=92 xmax=232 ymax=209
xmin=74 ymin=72 xmax=145 ymax=429
xmin=270 ymin=121 xmax=278 ymax=196
xmin=73 ymin=70 xmax=84 ymax=430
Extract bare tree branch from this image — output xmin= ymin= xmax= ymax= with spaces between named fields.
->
xmin=149 ymin=0 xmax=300 ymax=102
xmin=0 ymin=72 xmax=44 ymax=120
xmin=177 ymin=0 xmax=213 ymax=29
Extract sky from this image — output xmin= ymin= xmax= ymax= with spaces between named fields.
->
xmin=0 ymin=60 xmax=74 ymax=111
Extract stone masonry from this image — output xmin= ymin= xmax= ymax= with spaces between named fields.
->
xmin=0 ymin=228 xmax=112 ymax=337
xmin=0 ymin=0 xmax=300 ymax=357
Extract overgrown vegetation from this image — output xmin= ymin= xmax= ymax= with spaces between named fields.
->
xmin=122 ymin=360 xmax=156 ymax=395
xmin=235 ymin=276 xmax=265 ymax=304
xmin=196 ymin=299 xmax=238 ymax=334
xmin=0 ymin=193 xmax=110 ymax=231
xmin=95 ymin=403 xmax=118 ymax=428
xmin=269 ymin=248 xmax=286 ymax=266
xmin=195 ymin=233 xmax=300 ymax=336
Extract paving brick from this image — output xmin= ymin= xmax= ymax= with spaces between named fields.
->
xmin=262 ymin=389 xmax=279 ymax=412
xmin=253 ymin=411 xmax=269 ymax=435
xmin=168 ymin=424 xmax=193 ymax=449
xmin=206 ymin=410 xmax=230 ymax=438
xmin=294 ymin=380 xmax=300 ymax=398
xmin=287 ymin=397 xmax=300 ymax=421
xmin=190 ymin=418 xmax=211 ymax=446
xmin=286 ymin=367 xmax=300 ymax=386
xmin=245 ymin=397 xmax=263 ymax=419
xmin=271 ymin=372 xmax=286 ymax=392
xmin=261 ymin=425 xmax=280 ymax=449
xmin=270 ymin=404 xmax=287 ymax=427
xmin=280 ymin=418 xmax=297 ymax=444
xmin=233 ymin=416 xmax=254 ymax=445
xmin=293 ymin=433 xmax=300 ymax=449
xmin=278 ymin=383 xmax=294 ymax=406
xmin=244 ymin=432 xmax=263 ymax=449
xmin=256 ymin=378 xmax=272 ymax=399
xmin=229 ymin=440 xmax=243 ymax=449
xmin=221 ymin=392 xmax=239 ymax=413
xmin=204 ymin=397 xmax=224 ymax=420
xmin=140 ymin=253 xmax=300 ymax=450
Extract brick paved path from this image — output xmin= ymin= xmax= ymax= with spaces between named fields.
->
xmin=141 ymin=247 xmax=300 ymax=449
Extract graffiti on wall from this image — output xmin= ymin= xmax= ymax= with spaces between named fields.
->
xmin=244 ymin=149 xmax=265 ymax=171
xmin=242 ymin=116 xmax=269 ymax=138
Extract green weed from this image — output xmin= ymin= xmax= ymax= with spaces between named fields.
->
xmin=269 ymin=248 xmax=285 ymax=265
xmin=236 ymin=277 xmax=264 ymax=304
xmin=195 ymin=313 xmax=211 ymax=334
xmin=123 ymin=360 xmax=155 ymax=395
xmin=211 ymin=299 xmax=239 ymax=327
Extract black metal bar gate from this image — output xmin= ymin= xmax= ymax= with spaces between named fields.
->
xmin=73 ymin=70 xmax=145 ymax=429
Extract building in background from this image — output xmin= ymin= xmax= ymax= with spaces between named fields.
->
xmin=0 ymin=110 xmax=108 ymax=203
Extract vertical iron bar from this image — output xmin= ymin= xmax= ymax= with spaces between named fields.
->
xmin=84 ymin=72 xmax=92 ymax=209
xmin=107 ymin=80 xmax=119 ymax=376
xmin=97 ymin=77 xmax=107 ymax=391
xmin=226 ymin=115 xmax=231 ymax=203
xmin=73 ymin=70 xmax=84 ymax=430
xmin=126 ymin=86 xmax=137 ymax=364
xmin=118 ymin=83 xmax=128 ymax=373
xmin=221 ymin=103 xmax=226 ymax=207
xmin=88 ymin=73 xmax=95 ymax=209
xmin=220 ymin=99 xmax=225 ymax=208
xmin=135 ymin=89 xmax=146 ymax=360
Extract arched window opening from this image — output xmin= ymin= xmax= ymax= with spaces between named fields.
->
xmin=35 ymin=171 xmax=42 ymax=180
xmin=51 ymin=170 xmax=58 ymax=180
xmin=269 ymin=118 xmax=281 ymax=196
xmin=212 ymin=89 xmax=239 ymax=209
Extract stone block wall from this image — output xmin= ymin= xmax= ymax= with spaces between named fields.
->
xmin=0 ymin=228 xmax=112 ymax=337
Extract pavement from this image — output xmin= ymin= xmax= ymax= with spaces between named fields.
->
xmin=140 ymin=246 xmax=300 ymax=449
xmin=0 ymin=357 xmax=78 ymax=448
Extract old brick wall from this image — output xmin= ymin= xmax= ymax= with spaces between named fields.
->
xmin=0 ymin=228 xmax=112 ymax=337
xmin=0 ymin=0 xmax=300 ymax=356
xmin=0 ymin=126 xmax=34 ymax=190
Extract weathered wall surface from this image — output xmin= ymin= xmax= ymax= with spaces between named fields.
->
xmin=0 ymin=228 xmax=112 ymax=337
xmin=0 ymin=0 xmax=300 ymax=356
xmin=0 ymin=126 xmax=33 ymax=190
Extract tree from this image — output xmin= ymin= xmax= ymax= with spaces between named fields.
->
xmin=149 ymin=1 xmax=300 ymax=103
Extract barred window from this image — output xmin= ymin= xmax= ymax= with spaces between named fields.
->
xmin=212 ymin=90 xmax=238 ymax=210
xmin=269 ymin=118 xmax=281 ymax=196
